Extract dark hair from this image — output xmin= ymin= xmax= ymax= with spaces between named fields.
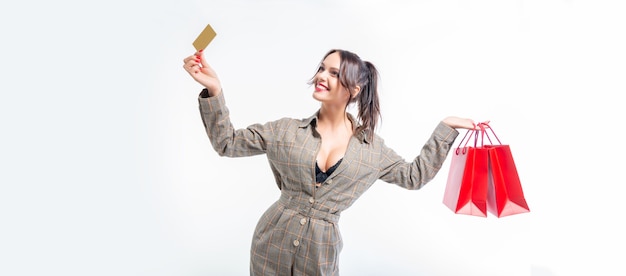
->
xmin=309 ymin=49 xmax=381 ymax=141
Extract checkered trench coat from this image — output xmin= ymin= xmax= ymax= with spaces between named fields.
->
xmin=198 ymin=89 xmax=459 ymax=275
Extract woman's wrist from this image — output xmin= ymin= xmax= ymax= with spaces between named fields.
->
xmin=201 ymin=86 xmax=222 ymax=97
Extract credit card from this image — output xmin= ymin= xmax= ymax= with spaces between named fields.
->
xmin=193 ymin=23 xmax=217 ymax=51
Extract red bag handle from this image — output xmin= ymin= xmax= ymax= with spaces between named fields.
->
xmin=455 ymin=121 xmax=502 ymax=154
xmin=477 ymin=122 xmax=502 ymax=145
xmin=455 ymin=126 xmax=479 ymax=155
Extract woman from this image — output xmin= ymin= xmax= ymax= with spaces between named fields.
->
xmin=183 ymin=49 xmax=476 ymax=275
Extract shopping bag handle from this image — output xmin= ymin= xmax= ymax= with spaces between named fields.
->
xmin=477 ymin=122 xmax=502 ymax=145
xmin=455 ymin=121 xmax=499 ymax=154
xmin=455 ymin=128 xmax=478 ymax=155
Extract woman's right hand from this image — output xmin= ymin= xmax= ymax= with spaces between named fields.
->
xmin=183 ymin=50 xmax=222 ymax=96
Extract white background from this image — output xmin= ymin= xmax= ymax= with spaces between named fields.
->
xmin=1 ymin=0 xmax=624 ymax=275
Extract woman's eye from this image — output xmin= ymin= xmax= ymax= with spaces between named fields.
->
xmin=317 ymin=66 xmax=324 ymax=72
xmin=330 ymin=71 xmax=339 ymax=77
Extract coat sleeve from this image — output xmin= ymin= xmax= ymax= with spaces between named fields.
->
xmin=377 ymin=122 xmax=459 ymax=190
xmin=198 ymin=89 xmax=279 ymax=157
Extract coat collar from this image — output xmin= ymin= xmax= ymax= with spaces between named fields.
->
xmin=299 ymin=111 xmax=370 ymax=144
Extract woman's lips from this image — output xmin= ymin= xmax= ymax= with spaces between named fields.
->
xmin=315 ymin=84 xmax=328 ymax=92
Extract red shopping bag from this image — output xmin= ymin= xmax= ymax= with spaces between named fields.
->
xmin=483 ymin=126 xmax=530 ymax=217
xmin=443 ymin=130 xmax=489 ymax=217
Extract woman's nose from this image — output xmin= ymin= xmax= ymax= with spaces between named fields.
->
xmin=315 ymin=70 xmax=328 ymax=80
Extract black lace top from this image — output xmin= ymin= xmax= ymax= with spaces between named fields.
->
xmin=315 ymin=158 xmax=343 ymax=184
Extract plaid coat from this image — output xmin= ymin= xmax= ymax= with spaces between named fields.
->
xmin=198 ymin=90 xmax=459 ymax=275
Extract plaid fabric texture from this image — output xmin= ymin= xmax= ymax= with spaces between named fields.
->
xmin=198 ymin=90 xmax=458 ymax=275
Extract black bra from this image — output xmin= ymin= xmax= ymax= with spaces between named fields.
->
xmin=315 ymin=158 xmax=343 ymax=183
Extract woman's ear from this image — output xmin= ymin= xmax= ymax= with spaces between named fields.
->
xmin=352 ymin=85 xmax=361 ymax=98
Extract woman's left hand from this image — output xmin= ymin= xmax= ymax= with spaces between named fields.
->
xmin=442 ymin=116 xmax=482 ymax=130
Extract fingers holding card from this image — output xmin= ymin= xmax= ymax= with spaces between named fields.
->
xmin=193 ymin=23 xmax=217 ymax=51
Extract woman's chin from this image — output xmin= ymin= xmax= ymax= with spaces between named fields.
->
xmin=312 ymin=91 xmax=327 ymax=101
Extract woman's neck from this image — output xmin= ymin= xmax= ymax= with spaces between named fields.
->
xmin=317 ymin=104 xmax=352 ymax=132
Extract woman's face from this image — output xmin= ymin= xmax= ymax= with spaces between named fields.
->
xmin=312 ymin=52 xmax=351 ymax=106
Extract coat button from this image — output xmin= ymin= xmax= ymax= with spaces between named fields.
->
xmin=293 ymin=240 xmax=300 ymax=247
xmin=308 ymin=197 xmax=315 ymax=204
xmin=300 ymin=218 xmax=307 ymax=225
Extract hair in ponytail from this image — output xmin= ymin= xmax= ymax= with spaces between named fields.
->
xmin=312 ymin=49 xmax=381 ymax=141
xmin=355 ymin=61 xmax=380 ymax=141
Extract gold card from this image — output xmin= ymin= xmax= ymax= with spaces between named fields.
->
xmin=192 ymin=23 xmax=217 ymax=51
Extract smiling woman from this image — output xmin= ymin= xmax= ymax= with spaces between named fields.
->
xmin=182 ymin=48 xmax=476 ymax=275
xmin=3 ymin=0 xmax=625 ymax=275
